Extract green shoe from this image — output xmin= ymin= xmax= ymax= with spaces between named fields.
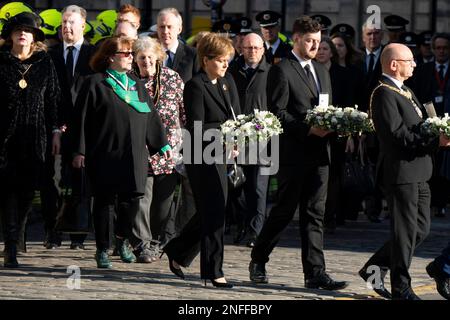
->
xmin=95 ymin=249 xmax=112 ymax=269
xmin=116 ymin=238 xmax=136 ymax=263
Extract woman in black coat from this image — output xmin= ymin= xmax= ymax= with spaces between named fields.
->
xmin=0 ymin=13 xmax=61 ymax=268
xmin=162 ymin=33 xmax=240 ymax=288
xmin=72 ymin=36 xmax=171 ymax=268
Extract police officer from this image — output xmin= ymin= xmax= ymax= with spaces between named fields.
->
xmin=399 ymin=31 xmax=419 ymax=58
xmin=416 ymin=31 xmax=435 ymax=65
xmin=330 ymin=23 xmax=356 ymax=44
xmin=384 ymin=14 xmax=409 ymax=43
xmin=311 ymin=14 xmax=332 ymax=37
xmin=255 ymin=10 xmax=291 ymax=64
xmin=232 ymin=17 xmax=253 ymax=60
xmin=39 ymin=9 xmax=62 ymax=48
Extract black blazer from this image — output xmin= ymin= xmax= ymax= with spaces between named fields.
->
xmin=228 ymin=55 xmax=270 ymax=115
xmin=357 ymin=48 xmax=383 ymax=112
xmin=409 ymin=62 xmax=450 ymax=116
xmin=171 ymin=42 xmax=199 ymax=83
xmin=183 ymin=71 xmax=241 ymax=163
xmin=371 ymin=76 xmax=438 ymax=185
xmin=265 ymin=40 xmax=292 ymax=65
xmin=49 ymin=40 xmax=96 ymax=127
xmin=268 ymin=52 xmax=332 ymax=166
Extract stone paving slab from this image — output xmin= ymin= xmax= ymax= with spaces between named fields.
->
xmin=0 ymin=213 xmax=449 ymax=300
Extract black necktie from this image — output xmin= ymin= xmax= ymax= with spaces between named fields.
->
xmin=66 ymin=46 xmax=74 ymax=85
xmin=266 ymin=46 xmax=274 ymax=64
xmin=367 ymin=53 xmax=375 ymax=75
xmin=304 ymin=64 xmax=318 ymax=94
xmin=166 ymin=50 xmax=173 ymax=69
xmin=439 ymin=64 xmax=445 ymax=81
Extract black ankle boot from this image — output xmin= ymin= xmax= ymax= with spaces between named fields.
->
xmin=4 ymin=244 xmax=19 ymax=268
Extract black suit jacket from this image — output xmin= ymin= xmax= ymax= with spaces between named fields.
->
xmin=265 ymin=40 xmax=292 ymax=65
xmin=228 ymin=55 xmax=269 ymax=115
xmin=409 ymin=62 xmax=450 ymax=116
xmin=357 ymin=48 xmax=383 ymax=112
xmin=171 ymin=42 xmax=199 ymax=83
xmin=371 ymin=76 xmax=438 ymax=185
xmin=268 ymin=52 xmax=332 ymax=166
xmin=49 ymin=40 xmax=96 ymax=127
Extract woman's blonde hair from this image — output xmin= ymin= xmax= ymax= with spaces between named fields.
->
xmin=197 ymin=32 xmax=234 ymax=69
xmin=133 ymin=36 xmax=166 ymax=63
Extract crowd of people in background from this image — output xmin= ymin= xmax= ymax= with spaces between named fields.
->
xmin=0 ymin=1 xmax=449 ymax=299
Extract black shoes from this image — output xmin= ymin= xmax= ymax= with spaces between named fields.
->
xmin=305 ymin=273 xmax=349 ymax=291
xmin=249 ymin=261 xmax=268 ymax=283
xmin=392 ymin=289 xmax=421 ymax=300
xmin=161 ymin=252 xmax=185 ymax=279
xmin=3 ymin=245 xmax=19 ymax=268
xmin=233 ymin=228 xmax=246 ymax=244
xmin=359 ymin=267 xmax=392 ymax=299
xmin=70 ymin=242 xmax=85 ymax=250
xmin=426 ymin=261 xmax=450 ymax=300
xmin=205 ymin=279 xmax=233 ymax=289
xmin=246 ymin=237 xmax=256 ymax=248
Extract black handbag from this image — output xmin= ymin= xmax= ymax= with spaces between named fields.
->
xmin=341 ymin=153 xmax=375 ymax=199
xmin=228 ymin=162 xmax=246 ymax=189
xmin=55 ymin=168 xmax=92 ymax=234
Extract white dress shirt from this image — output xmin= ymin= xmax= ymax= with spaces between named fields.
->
xmin=291 ymin=50 xmax=320 ymax=91
xmin=63 ymin=37 xmax=84 ymax=75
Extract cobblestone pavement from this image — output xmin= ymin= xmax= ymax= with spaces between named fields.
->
xmin=0 ymin=210 xmax=449 ymax=300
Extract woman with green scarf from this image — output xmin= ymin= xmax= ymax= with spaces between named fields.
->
xmin=72 ymin=36 xmax=171 ymax=268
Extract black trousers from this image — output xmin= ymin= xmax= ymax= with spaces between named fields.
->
xmin=251 ymin=163 xmax=329 ymax=279
xmin=164 ymin=163 xmax=228 ymax=280
xmin=235 ymin=165 xmax=269 ymax=236
xmin=362 ymin=181 xmax=431 ymax=295
xmin=93 ymin=193 xmax=140 ymax=251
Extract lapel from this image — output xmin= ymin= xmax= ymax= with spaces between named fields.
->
xmin=288 ymin=53 xmax=318 ymax=97
xmin=172 ymin=43 xmax=184 ymax=72
xmin=201 ymin=72 xmax=230 ymax=117
xmin=73 ymin=40 xmax=89 ymax=81
xmin=381 ymin=77 xmax=423 ymax=119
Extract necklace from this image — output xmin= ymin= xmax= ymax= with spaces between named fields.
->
xmin=106 ymin=71 xmax=128 ymax=91
xmin=18 ymin=65 xmax=32 ymax=89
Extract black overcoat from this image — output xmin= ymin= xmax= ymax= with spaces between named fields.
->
xmin=73 ymin=73 xmax=169 ymax=195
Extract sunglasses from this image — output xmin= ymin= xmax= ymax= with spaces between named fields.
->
xmin=115 ymin=51 xmax=134 ymax=58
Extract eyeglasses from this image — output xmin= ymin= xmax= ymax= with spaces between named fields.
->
xmin=393 ymin=58 xmax=415 ymax=64
xmin=243 ymin=46 xmax=264 ymax=51
xmin=115 ymin=51 xmax=134 ymax=58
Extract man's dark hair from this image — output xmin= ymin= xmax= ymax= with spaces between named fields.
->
xmin=292 ymin=16 xmax=321 ymax=35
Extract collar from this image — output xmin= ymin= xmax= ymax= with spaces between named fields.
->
xmin=382 ymin=73 xmax=404 ymax=90
xmin=435 ymin=60 xmax=449 ymax=71
xmin=366 ymin=46 xmax=382 ymax=58
xmin=64 ymin=37 xmax=84 ymax=52
xmin=164 ymin=39 xmax=179 ymax=55
xmin=291 ymin=49 xmax=312 ymax=69
xmin=266 ymin=38 xmax=281 ymax=53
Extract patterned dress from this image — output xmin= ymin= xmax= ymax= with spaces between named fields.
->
xmin=144 ymin=66 xmax=185 ymax=175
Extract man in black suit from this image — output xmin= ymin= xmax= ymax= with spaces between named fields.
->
xmin=359 ymin=43 xmax=450 ymax=300
xmin=157 ymin=7 xmax=199 ymax=83
xmin=358 ymin=22 xmax=385 ymax=223
xmin=410 ymin=33 xmax=450 ymax=217
xmin=255 ymin=10 xmax=292 ymax=65
xmin=228 ymin=33 xmax=270 ymax=248
xmin=248 ymin=16 xmax=348 ymax=291
xmin=46 ymin=5 xmax=96 ymax=249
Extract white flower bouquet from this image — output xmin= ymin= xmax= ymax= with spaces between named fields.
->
xmin=221 ymin=109 xmax=283 ymax=145
xmin=305 ymin=105 xmax=374 ymax=136
xmin=421 ymin=114 xmax=450 ymax=138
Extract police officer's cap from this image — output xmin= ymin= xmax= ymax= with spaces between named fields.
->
xmin=211 ymin=19 xmax=240 ymax=36
xmin=330 ymin=23 xmax=355 ymax=39
xmin=311 ymin=14 xmax=332 ymax=31
xmin=384 ymin=15 xmax=409 ymax=31
xmin=418 ymin=30 xmax=433 ymax=46
xmin=237 ymin=17 xmax=252 ymax=34
xmin=399 ymin=32 xmax=418 ymax=48
xmin=255 ymin=10 xmax=281 ymax=28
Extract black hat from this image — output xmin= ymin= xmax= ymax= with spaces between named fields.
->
xmin=330 ymin=23 xmax=355 ymax=39
xmin=211 ymin=19 xmax=240 ymax=37
xmin=418 ymin=30 xmax=433 ymax=46
xmin=399 ymin=32 xmax=418 ymax=48
xmin=236 ymin=17 xmax=252 ymax=34
xmin=384 ymin=15 xmax=409 ymax=31
xmin=255 ymin=10 xmax=281 ymax=28
xmin=311 ymin=14 xmax=332 ymax=31
xmin=1 ymin=11 xmax=44 ymax=42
